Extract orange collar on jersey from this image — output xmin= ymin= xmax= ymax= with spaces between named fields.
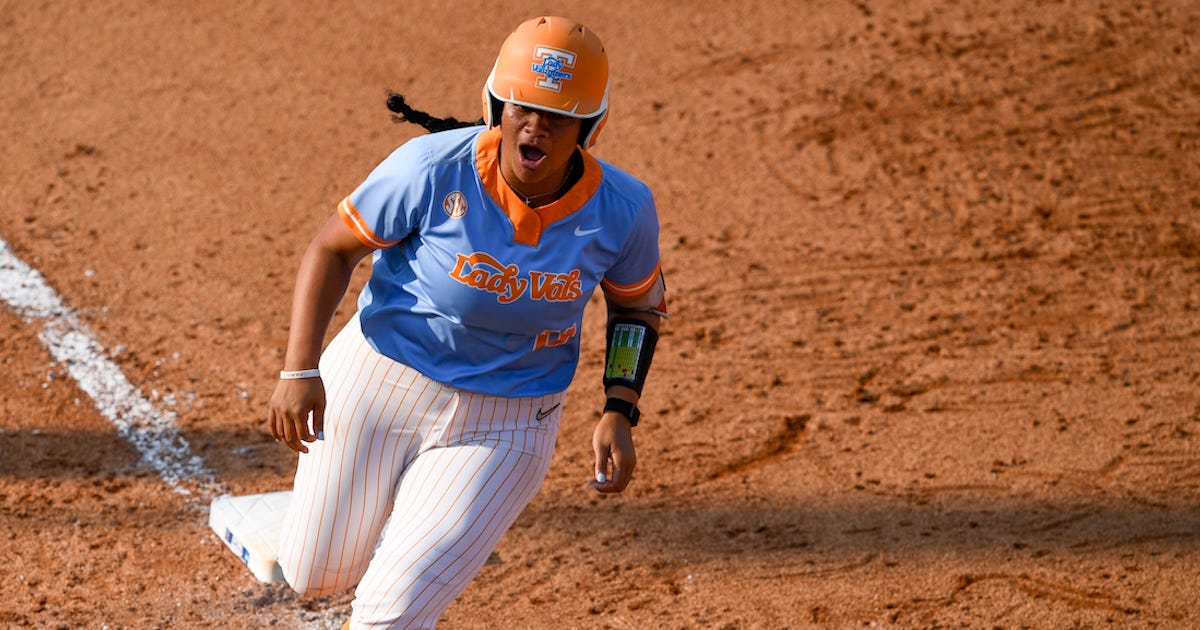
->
xmin=475 ymin=127 xmax=603 ymax=247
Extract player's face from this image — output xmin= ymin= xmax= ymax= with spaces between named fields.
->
xmin=499 ymin=103 xmax=582 ymax=195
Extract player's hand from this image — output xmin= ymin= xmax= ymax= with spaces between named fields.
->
xmin=590 ymin=411 xmax=636 ymax=493
xmin=268 ymin=377 xmax=326 ymax=454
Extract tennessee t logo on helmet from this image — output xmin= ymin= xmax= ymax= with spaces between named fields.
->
xmin=482 ymin=16 xmax=610 ymax=148
xmin=531 ymin=47 xmax=576 ymax=91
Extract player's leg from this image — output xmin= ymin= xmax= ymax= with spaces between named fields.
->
xmin=277 ymin=316 xmax=455 ymax=596
xmin=348 ymin=393 xmax=563 ymax=629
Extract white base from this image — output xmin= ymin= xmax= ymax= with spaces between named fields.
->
xmin=209 ymin=490 xmax=293 ymax=583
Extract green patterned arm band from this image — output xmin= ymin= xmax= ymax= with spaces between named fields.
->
xmin=602 ymin=317 xmax=659 ymax=396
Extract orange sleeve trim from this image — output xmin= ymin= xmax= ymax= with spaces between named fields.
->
xmin=338 ymin=197 xmax=400 ymax=249
xmin=601 ymin=264 xmax=662 ymax=297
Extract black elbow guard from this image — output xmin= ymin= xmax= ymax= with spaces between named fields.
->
xmin=603 ymin=318 xmax=659 ymax=395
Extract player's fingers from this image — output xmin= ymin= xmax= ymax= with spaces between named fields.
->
xmin=292 ymin=422 xmax=310 ymax=453
xmin=280 ymin=414 xmax=296 ymax=450
xmin=270 ymin=408 xmax=293 ymax=446
xmin=311 ymin=398 xmax=326 ymax=441
xmin=589 ymin=442 xmax=613 ymax=491
xmin=299 ymin=410 xmax=316 ymax=443
xmin=282 ymin=412 xmax=309 ymax=454
xmin=267 ymin=408 xmax=282 ymax=441
xmin=589 ymin=469 xmax=616 ymax=492
xmin=601 ymin=462 xmax=627 ymax=492
xmin=611 ymin=446 xmax=636 ymax=481
xmin=604 ymin=437 xmax=636 ymax=492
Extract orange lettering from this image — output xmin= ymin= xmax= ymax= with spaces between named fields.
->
xmin=533 ymin=324 xmax=577 ymax=350
xmin=450 ymin=252 xmax=583 ymax=305
xmin=529 ymin=269 xmax=582 ymax=302
xmin=448 ymin=252 xmax=528 ymax=303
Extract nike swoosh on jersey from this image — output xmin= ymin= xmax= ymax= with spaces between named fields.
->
xmin=536 ymin=403 xmax=561 ymax=421
xmin=574 ymin=226 xmax=602 ymax=237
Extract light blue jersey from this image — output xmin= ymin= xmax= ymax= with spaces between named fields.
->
xmin=338 ymin=125 xmax=664 ymax=397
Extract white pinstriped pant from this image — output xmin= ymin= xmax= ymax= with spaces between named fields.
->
xmin=278 ymin=314 xmax=563 ymax=629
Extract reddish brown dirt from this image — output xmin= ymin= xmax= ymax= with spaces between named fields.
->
xmin=3 ymin=1 xmax=1199 ymax=628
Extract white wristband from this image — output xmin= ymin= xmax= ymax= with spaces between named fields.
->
xmin=279 ymin=368 xmax=321 ymax=380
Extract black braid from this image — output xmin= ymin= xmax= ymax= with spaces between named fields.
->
xmin=386 ymin=91 xmax=483 ymax=133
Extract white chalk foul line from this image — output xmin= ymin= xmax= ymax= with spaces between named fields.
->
xmin=0 ymin=236 xmax=225 ymax=500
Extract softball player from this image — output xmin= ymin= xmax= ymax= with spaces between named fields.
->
xmin=267 ymin=16 xmax=666 ymax=629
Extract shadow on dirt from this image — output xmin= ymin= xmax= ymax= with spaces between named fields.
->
xmin=521 ymin=492 xmax=1199 ymax=562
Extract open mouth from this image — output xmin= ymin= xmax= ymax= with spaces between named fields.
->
xmin=519 ymin=145 xmax=547 ymax=169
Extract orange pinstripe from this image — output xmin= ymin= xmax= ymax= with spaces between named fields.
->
xmin=277 ymin=313 xmax=562 ymax=628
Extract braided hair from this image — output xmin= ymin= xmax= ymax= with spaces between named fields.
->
xmin=386 ymin=92 xmax=483 ymax=133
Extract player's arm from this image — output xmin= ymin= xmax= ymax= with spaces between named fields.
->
xmin=590 ymin=273 xmax=666 ymax=493
xmin=268 ymin=213 xmax=374 ymax=453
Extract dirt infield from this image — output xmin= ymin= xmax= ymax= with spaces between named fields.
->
xmin=2 ymin=0 xmax=1198 ymax=627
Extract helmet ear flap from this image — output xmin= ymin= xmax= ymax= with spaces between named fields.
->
xmin=481 ymin=85 xmax=505 ymax=128
xmin=489 ymin=97 xmax=505 ymax=128
xmin=481 ymin=84 xmax=491 ymax=126
xmin=579 ymin=111 xmax=608 ymax=148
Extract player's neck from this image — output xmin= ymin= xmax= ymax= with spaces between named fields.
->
xmin=503 ymin=152 xmax=579 ymax=207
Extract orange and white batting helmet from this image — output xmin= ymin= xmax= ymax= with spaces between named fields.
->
xmin=483 ymin=16 xmax=610 ymax=148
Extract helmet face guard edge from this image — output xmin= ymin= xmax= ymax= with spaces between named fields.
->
xmin=482 ymin=16 xmax=610 ymax=148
